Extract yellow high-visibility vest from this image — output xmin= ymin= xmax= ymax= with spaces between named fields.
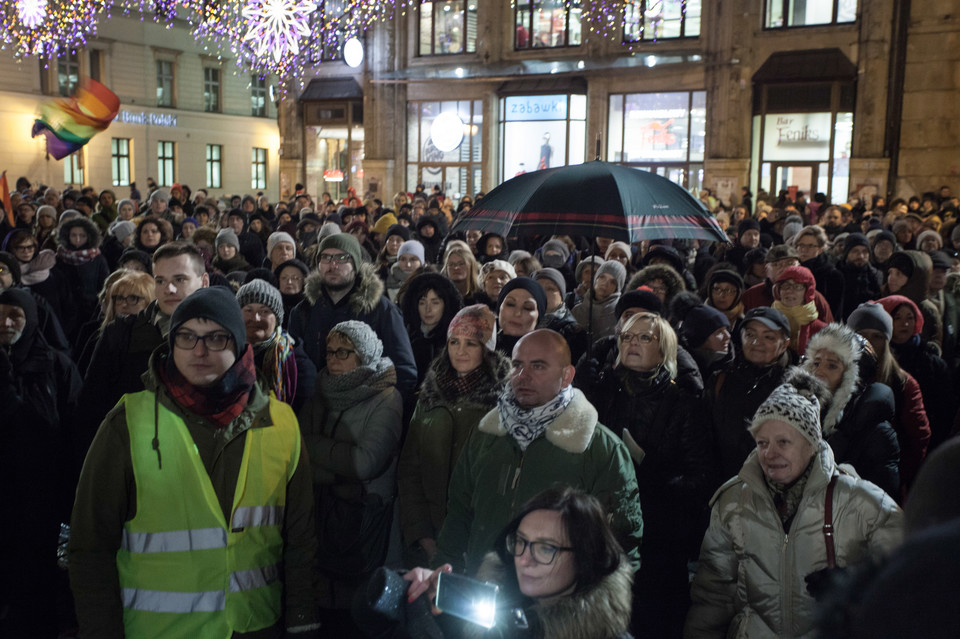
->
xmin=116 ymin=390 xmax=300 ymax=638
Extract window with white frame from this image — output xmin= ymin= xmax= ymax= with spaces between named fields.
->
xmin=418 ymin=0 xmax=478 ymax=56
xmin=157 ymin=60 xmax=175 ymax=107
xmin=112 ymin=138 xmax=132 ymax=187
xmin=765 ymin=0 xmax=857 ymax=28
xmin=252 ymin=148 xmax=267 ymax=190
xmin=157 ymin=141 xmax=176 ymax=187
xmin=624 ymin=0 xmax=701 ymax=42
xmin=206 ymin=144 xmax=222 ymax=189
xmin=64 ymin=151 xmax=84 ymax=186
xmin=204 ymin=67 xmax=221 ymax=113
xmin=58 ymin=52 xmax=80 ymax=96
xmin=251 ymin=76 xmax=267 ymax=117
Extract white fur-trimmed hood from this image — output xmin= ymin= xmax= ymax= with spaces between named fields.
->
xmin=802 ymin=323 xmax=861 ymax=435
xmin=478 ymin=387 xmax=599 ymax=453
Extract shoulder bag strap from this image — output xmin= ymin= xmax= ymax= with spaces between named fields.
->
xmin=823 ymin=475 xmax=838 ymax=569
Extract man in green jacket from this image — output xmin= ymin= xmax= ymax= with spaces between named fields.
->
xmin=433 ymin=329 xmax=643 ymax=575
xmin=69 ymin=287 xmax=319 ymax=638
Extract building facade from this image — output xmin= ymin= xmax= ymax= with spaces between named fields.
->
xmin=0 ymin=15 xmax=281 ymax=199
xmin=283 ymin=0 xmax=959 ymax=207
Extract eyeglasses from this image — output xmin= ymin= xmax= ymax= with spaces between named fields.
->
xmin=13 ymin=244 xmax=37 ymax=253
xmin=796 ymin=242 xmax=820 ymax=251
xmin=173 ymin=331 xmax=233 ymax=352
xmin=319 ymin=253 xmax=352 ymax=265
xmin=112 ymin=294 xmax=144 ymax=306
xmin=711 ymin=285 xmax=738 ymax=297
xmin=505 ymin=533 xmax=573 ymax=565
xmin=326 ymin=347 xmax=356 ymax=360
xmin=778 ymin=281 xmax=806 ymax=292
xmin=619 ymin=332 xmax=659 ymax=345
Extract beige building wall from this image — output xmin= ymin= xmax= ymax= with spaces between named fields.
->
xmin=0 ymin=15 xmax=282 ymax=200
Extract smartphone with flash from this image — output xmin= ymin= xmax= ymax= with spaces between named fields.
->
xmin=434 ymin=571 xmax=500 ymax=629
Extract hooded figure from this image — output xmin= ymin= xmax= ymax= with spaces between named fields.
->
xmin=53 ymin=215 xmax=110 ymax=339
xmin=0 ymin=288 xmax=82 ymax=637
xmin=399 ymin=272 xmax=464 ymax=388
xmin=802 ymin=324 xmax=901 ymax=498
xmin=414 ymin=216 xmax=444 ymax=264
xmin=883 ymin=251 xmax=942 ymax=346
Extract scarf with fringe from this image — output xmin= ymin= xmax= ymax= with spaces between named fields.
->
xmin=255 ymin=326 xmax=297 ymax=404
xmin=158 ymin=345 xmax=257 ymax=428
xmin=318 ymin=357 xmax=397 ymax=412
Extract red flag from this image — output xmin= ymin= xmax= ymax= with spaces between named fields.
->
xmin=0 ymin=171 xmax=12 ymax=228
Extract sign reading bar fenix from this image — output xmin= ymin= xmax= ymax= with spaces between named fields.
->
xmin=115 ymin=110 xmax=178 ymax=127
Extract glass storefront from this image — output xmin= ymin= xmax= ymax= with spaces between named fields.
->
xmin=499 ymin=93 xmax=586 ymax=182
xmin=305 ymin=124 xmax=364 ymax=201
xmin=607 ymin=90 xmax=705 ymax=191
xmin=406 ymin=100 xmax=483 ymax=198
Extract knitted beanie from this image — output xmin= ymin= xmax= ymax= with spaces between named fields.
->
xmin=170 ymin=287 xmax=247 ymax=355
xmin=329 ymin=319 xmax=383 ymax=367
xmin=398 ymin=240 xmax=426 ymax=264
xmin=846 ymin=301 xmax=893 ymax=341
xmin=273 ymin=258 xmax=309 ymax=281
xmin=318 ymin=232 xmax=363 ymax=268
xmin=478 ymin=259 xmax=517 ymax=288
xmin=216 ymin=228 xmax=240 ymax=251
xmin=540 ymin=240 xmax=570 ymax=268
xmin=680 ymin=304 xmax=731 ymax=349
xmin=110 ymin=220 xmax=136 ymax=243
xmin=0 ymin=252 xmax=22 ymax=286
xmin=534 ymin=267 xmax=567 ymax=298
xmin=386 ymin=224 xmax=411 ymax=242
xmin=751 ymin=368 xmax=828 ymax=448
xmin=916 ymin=230 xmax=943 ymax=250
xmin=266 ymin=231 xmax=296 ymax=257
xmin=575 ymin=255 xmax=604 ymax=282
xmin=318 ymin=223 xmax=342 ymax=241
xmin=370 ymin=212 xmax=398 ymax=235
xmin=497 ymin=276 xmax=547 ymax=318
xmin=448 ymin=304 xmax=497 ymax=351
xmin=595 ymin=259 xmax=627 ymax=293
xmin=605 ymin=241 xmax=632 ymax=261
xmin=616 ymin=287 xmax=663 ymax=317
xmin=0 ymin=287 xmax=36 ymax=328
xmin=738 ymin=218 xmax=761 ymax=239
xmin=236 ymin=279 xmax=284 ymax=326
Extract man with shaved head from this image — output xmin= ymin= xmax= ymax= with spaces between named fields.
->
xmin=432 ymin=328 xmax=644 ymax=574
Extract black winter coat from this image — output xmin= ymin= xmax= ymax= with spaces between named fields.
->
xmin=802 ymin=252 xmax=845 ymax=319
xmin=703 ymin=357 xmax=788 ymax=487
xmin=892 ymin=335 xmax=956 ymax=450
xmin=827 ymin=383 xmax=901 ymax=499
xmin=837 ymin=261 xmax=883 ymax=321
xmin=576 ymin=334 xmax=704 ymax=396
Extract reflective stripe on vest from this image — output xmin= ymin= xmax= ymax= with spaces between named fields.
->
xmin=118 ymin=391 xmax=300 ymax=638
xmin=122 ymin=527 xmax=228 ymax=553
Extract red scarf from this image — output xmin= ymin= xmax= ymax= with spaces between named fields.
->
xmin=158 ymin=345 xmax=257 ymax=428
xmin=56 ymin=245 xmax=101 ymax=265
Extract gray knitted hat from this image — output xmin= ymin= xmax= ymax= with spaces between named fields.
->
xmin=329 ymin=320 xmax=383 ymax=367
xmin=541 ymin=239 xmax=570 ymax=268
xmin=595 ymin=259 xmax=627 ymax=292
xmin=534 ymin=267 xmax=567 ymax=298
xmin=847 ymin=301 xmax=893 ymax=341
xmin=318 ymin=232 xmax=362 ymax=268
xmin=398 ymin=240 xmax=425 ymax=263
xmin=110 ymin=220 xmax=136 ymax=243
xmin=575 ymin=255 xmax=604 ymax=282
xmin=266 ymin=231 xmax=296 ymax=257
xmin=236 ymin=279 xmax=284 ymax=326
xmin=216 ymin=228 xmax=240 ymax=251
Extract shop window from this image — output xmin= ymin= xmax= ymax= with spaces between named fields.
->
xmin=112 ymin=138 xmax=132 ymax=187
xmin=607 ymin=90 xmax=706 ymax=191
xmin=252 ymin=148 xmax=268 ymax=190
xmin=499 ymin=94 xmax=586 ymax=182
xmin=407 ymin=100 xmax=483 ymax=198
xmin=58 ymin=52 xmax=80 ymax=97
xmin=156 ymin=60 xmax=175 ymax=107
xmin=514 ymin=0 xmax=581 ymax=49
xmin=203 ymin=67 xmax=221 ymax=113
xmin=206 ymin=144 xmax=222 ymax=189
xmin=765 ymin=0 xmax=857 ymax=28
xmin=418 ymin=0 xmax=477 ymax=56
xmin=64 ymin=151 xmax=84 ymax=186
xmin=157 ymin=141 xmax=176 ymax=187
xmin=624 ymin=0 xmax=701 ymax=42
xmin=251 ymin=75 xmax=267 ymax=117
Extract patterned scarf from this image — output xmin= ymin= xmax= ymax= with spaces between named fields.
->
xmin=256 ymin=327 xmax=297 ymax=404
xmin=498 ymin=384 xmax=574 ymax=451
xmin=318 ymin=357 xmax=397 ymax=412
xmin=764 ymin=456 xmax=816 ymax=531
xmin=436 ymin=362 xmax=491 ymax=400
xmin=158 ymin=345 xmax=257 ymax=428
xmin=56 ymin=245 xmax=101 ymax=265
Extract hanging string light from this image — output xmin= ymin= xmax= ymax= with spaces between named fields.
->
xmin=1 ymin=0 xmax=106 ymax=58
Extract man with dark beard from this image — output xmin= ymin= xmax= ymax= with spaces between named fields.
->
xmin=288 ymin=233 xmax=417 ymax=394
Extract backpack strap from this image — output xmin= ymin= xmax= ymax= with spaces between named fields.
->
xmin=823 ymin=475 xmax=838 ymax=569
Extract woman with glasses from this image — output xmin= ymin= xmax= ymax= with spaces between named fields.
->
xmin=704 ymin=268 xmax=745 ymax=326
xmin=400 ymin=487 xmax=634 ymax=639
xmin=441 ymin=241 xmax=481 ymax=304
xmin=772 ymin=266 xmax=826 ymax=358
xmin=75 ymin=270 xmax=155 ymax=374
xmin=298 ymin=320 xmax=403 ymax=635
xmin=273 ymin=258 xmax=309 ymax=329
xmin=579 ymin=312 xmax=711 ymax=638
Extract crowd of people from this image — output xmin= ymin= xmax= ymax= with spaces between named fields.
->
xmin=2 ymin=176 xmax=959 ymax=638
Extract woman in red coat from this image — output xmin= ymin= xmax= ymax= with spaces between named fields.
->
xmin=772 ymin=265 xmax=825 ymax=358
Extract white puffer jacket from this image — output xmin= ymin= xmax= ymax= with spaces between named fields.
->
xmin=685 ymin=443 xmax=903 ymax=639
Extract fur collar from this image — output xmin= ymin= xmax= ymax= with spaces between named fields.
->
xmin=474 ymin=552 xmax=633 ymax=639
xmin=57 ymin=215 xmax=102 ymax=250
xmin=478 ymin=388 xmax=598 ymax=453
xmin=303 ymin=261 xmax=384 ymax=316
xmin=627 ymin=263 xmax=686 ymax=299
xmin=418 ymin=348 xmax=512 ymax=412
xmin=801 ymin=324 xmax=861 ymax=435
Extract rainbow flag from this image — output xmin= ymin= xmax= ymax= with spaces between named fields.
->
xmin=32 ymin=78 xmax=120 ymax=160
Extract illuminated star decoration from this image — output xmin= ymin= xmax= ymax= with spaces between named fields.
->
xmin=17 ymin=0 xmax=47 ymax=28
xmin=241 ymin=0 xmax=318 ymax=65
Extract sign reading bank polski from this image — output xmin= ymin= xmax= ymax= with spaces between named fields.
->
xmin=115 ymin=110 xmax=178 ymax=127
